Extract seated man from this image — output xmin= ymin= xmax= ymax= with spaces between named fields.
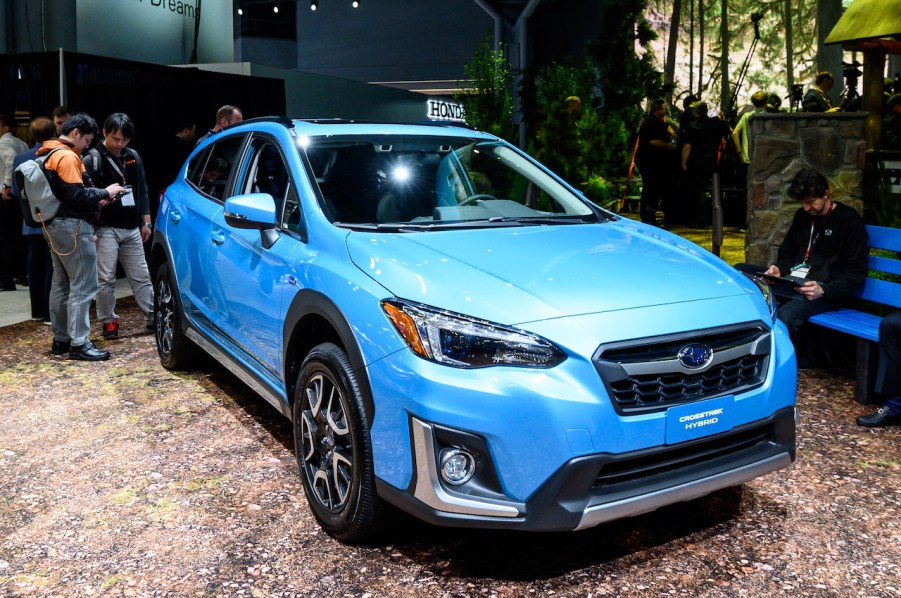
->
xmin=857 ymin=312 xmax=901 ymax=428
xmin=736 ymin=169 xmax=868 ymax=363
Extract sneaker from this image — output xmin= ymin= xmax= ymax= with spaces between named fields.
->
xmin=102 ymin=320 xmax=119 ymax=339
xmin=68 ymin=340 xmax=110 ymax=361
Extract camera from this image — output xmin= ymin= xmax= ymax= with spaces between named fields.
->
xmin=842 ymin=61 xmax=862 ymax=79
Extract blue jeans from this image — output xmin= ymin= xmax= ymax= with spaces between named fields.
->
xmin=44 ymin=217 xmax=98 ymax=347
xmin=95 ymin=226 xmax=153 ymax=325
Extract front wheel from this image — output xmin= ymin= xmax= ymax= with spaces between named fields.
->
xmin=293 ymin=342 xmax=393 ymax=544
xmin=154 ymin=262 xmax=196 ymax=371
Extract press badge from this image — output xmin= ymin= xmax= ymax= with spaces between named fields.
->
xmin=120 ymin=185 xmax=135 ymax=207
xmin=790 ymin=262 xmax=810 ymax=278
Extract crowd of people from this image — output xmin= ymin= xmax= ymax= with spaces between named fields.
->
xmin=634 ymin=70 xmax=901 ymax=229
xmin=0 ymin=104 xmax=242 ymax=361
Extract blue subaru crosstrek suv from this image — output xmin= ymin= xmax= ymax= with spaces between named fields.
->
xmin=151 ymin=117 xmax=796 ymax=543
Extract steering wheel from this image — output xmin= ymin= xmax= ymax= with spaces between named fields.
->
xmin=457 ymin=193 xmax=495 ymax=207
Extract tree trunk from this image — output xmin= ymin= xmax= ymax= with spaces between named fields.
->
xmin=698 ymin=0 xmax=704 ymax=97
xmin=664 ymin=0 xmax=683 ymax=104
xmin=816 ymin=0 xmax=842 ymax=107
xmin=688 ymin=0 xmax=694 ymax=94
xmin=785 ymin=0 xmax=794 ymax=92
xmin=720 ymin=0 xmax=729 ymax=115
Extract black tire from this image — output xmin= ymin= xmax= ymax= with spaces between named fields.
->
xmin=154 ymin=262 xmax=197 ymax=371
xmin=293 ymin=342 xmax=393 ymax=544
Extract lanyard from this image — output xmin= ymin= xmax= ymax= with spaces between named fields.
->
xmin=804 ymin=202 xmax=834 ymax=261
xmin=103 ymin=151 xmax=127 ymax=185
xmin=804 ymin=221 xmax=819 ymax=261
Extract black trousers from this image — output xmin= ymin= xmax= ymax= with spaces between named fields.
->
xmin=875 ymin=312 xmax=901 ymax=398
xmin=639 ymin=168 xmax=667 ymax=225
xmin=26 ymin=234 xmax=52 ymax=320
xmin=0 ymin=199 xmax=23 ymax=288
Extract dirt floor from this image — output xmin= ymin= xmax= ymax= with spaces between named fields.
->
xmin=1 ymin=298 xmax=899 ymax=597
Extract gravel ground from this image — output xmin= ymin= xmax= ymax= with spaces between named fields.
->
xmin=1 ymin=298 xmax=899 ymax=597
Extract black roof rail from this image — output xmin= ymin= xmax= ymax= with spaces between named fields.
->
xmin=231 ymin=116 xmax=294 ymax=128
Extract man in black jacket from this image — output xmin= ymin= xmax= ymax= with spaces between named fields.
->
xmin=83 ymin=113 xmax=154 ymax=339
xmin=635 ymin=99 xmax=677 ymax=226
xmin=40 ymin=113 xmax=125 ymax=361
xmin=763 ymin=168 xmax=868 ymax=337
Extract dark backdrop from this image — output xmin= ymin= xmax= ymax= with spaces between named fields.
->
xmin=1 ymin=51 xmax=286 ymax=204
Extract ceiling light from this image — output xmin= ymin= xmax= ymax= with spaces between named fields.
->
xmin=273 ymin=5 xmax=279 ymax=13
xmin=311 ymin=0 xmax=318 ymax=10
xmin=237 ymin=8 xmax=243 ymax=16
xmin=352 ymin=0 xmax=360 ymax=7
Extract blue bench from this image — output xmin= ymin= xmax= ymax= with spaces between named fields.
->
xmin=807 ymin=225 xmax=901 ymax=404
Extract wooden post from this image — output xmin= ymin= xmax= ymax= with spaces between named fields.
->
xmin=862 ymin=45 xmax=886 ymax=150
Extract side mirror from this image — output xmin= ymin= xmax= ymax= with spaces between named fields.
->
xmin=224 ymin=193 xmax=279 ymax=249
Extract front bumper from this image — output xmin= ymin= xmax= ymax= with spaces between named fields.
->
xmin=376 ymin=406 xmax=795 ymax=531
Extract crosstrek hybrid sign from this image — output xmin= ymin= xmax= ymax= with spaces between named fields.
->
xmin=76 ymin=0 xmax=232 ymax=66
xmin=665 ymin=395 xmax=734 ymax=444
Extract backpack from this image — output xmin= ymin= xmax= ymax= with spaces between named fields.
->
xmin=14 ymin=147 xmax=67 ymax=229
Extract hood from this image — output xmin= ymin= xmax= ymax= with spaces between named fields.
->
xmin=347 ymin=219 xmax=755 ymax=325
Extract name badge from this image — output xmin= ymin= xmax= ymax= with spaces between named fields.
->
xmin=120 ymin=185 xmax=135 ymax=207
xmin=790 ymin=263 xmax=810 ymax=278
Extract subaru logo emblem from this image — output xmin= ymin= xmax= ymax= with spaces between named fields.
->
xmin=678 ymin=344 xmax=713 ymax=369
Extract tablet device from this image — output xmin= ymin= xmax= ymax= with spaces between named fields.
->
xmin=760 ymin=273 xmax=808 ymax=295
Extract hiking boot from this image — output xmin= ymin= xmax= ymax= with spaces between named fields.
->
xmin=102 ymin=320 xmax=120 ymax=339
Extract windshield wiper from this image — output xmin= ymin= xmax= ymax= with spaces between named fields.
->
xmin=484 ymin=214 xmax=598 ymax=225
xmin=334 ymin=221 xmax=521 ymax=232
xmin=334 ymin=214 xmax=598 ymax=232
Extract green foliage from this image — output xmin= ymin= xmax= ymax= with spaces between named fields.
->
xmin=530 ymin=100 xmax=586 ymax=188
xmin=454 ymin=34 xmax=515 ymax=141
xmin=868 ymin=158 xmax=901 ymax=227
xmin=587 ymin=0 xmax=666 ymax=114
xmin=524 ymin=0 xmax=666 ymax=194
xmin=582 ymin=173 xmax=617 ymax=211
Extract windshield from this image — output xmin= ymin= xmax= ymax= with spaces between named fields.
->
xmin=299 ymin=134 xmax=601 ymax=229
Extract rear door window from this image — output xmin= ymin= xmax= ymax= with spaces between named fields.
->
xmin=188 ymin=135 xmax=245 ymax=201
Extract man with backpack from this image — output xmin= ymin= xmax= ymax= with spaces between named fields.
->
xmin=39 ymin=113 xmax=125 ymax=361
xmin=10 ymin=116 xmax=57 ymax=322
xmin=83 ymin=113 xmax=154 ymax=339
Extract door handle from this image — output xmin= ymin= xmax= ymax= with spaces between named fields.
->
xmin=210 ymin=230 xmax=225 ymax=246
xmin=169 ymin=209 xmax=181 ymax=224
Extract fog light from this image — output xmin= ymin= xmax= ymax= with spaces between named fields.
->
xmin=439 ymin=448 xmax=476 ymax=485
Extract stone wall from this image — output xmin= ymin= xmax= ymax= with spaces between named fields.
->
xmin=745 ymin=112 xmax=867 ymax=265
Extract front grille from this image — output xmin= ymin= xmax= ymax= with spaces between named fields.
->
xmin=594 ymin=323 xmax=770 ymax=414
xmin=609 ymin=354 xmax=766 ymax=410
xmin=593 ymin=425 xmax=770 ymax=489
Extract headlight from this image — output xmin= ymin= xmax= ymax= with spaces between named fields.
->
xmin=381 ymin=299 xmax=566 ymax=368
xmin=752 ymin=276 xmax=777 ymax=321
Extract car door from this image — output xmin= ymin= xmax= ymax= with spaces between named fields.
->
xmin=172 ymin=134 xmax=246 ymax=335
xmin=209 ymin=133 xmax=301 ymax=386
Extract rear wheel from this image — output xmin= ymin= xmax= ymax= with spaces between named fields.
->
xmin=154 ymin=262 xmax=196 ymax=370
xmin=293 ymin=342 xmax=393 ymax=543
